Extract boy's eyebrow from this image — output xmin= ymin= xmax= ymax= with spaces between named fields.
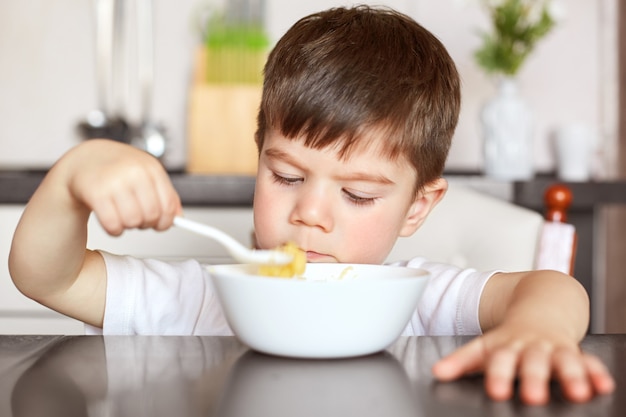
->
xmin=338 ymin=172 xmax=395 ymax=185
xmin=264 ymin=147 xmax=305 ymax=170
xmin=264 ymin=147 xmax=395 ymax=185
xmin=264 ymin=147 xmax=297 ymax=162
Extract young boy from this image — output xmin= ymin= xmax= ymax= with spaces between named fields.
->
xmin=9 ymin=5 xmax=614 ymax=406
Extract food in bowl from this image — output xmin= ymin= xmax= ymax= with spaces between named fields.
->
xmin=208 ymin=263 xmax=430 ymax=359
xmin=257 ymin=242 xmax=306 ymax=277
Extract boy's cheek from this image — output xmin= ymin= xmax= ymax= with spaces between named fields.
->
xmin=252 ymin=220 xmax=276 ymax=250
xmin=253 ymin=196 xmax=283 ymax=249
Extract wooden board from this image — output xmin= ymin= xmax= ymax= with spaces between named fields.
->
xmin=187 ymin=84 xmax=261 ymax=175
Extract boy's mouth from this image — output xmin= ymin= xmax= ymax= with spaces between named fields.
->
xmin=305 ymin=251 xmax=336 ymax=263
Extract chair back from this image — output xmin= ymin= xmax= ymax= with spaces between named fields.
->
xmin=386 ymin=183 xmax=544 ymax=271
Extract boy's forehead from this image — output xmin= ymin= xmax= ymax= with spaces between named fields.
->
xmin=268 ymin=123 xmax=404 ymax=156
xmin=266 ymin=127 xmax=416 ymax=173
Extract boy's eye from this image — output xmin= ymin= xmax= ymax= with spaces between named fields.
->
xmin=343 ymin=189 xmax=377 ymax=206
xmin=272 ymin=172 xmax=302 ymax=186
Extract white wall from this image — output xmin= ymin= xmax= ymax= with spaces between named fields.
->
xmin=0 ymin=0 xmax=616 ymax=175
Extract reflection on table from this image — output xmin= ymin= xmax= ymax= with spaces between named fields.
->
xmin=0 ymin=335 xmax=623 ymax=417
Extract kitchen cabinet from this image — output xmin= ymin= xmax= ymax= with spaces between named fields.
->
xmin=0 ymin=205 xmax=255 ymax=334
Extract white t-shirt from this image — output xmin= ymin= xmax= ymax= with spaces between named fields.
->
xmin=86 ymin=251 xmax=498 ymax=336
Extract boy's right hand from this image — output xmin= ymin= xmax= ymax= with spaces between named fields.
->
xmin=9 ymin=139 xmax=182 ymax=328
xmin=60 ymin=139 xmax=182 ymax=235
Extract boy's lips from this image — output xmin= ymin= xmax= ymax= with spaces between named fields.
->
xmin=305 ymin=251 xmax=335 ymax=262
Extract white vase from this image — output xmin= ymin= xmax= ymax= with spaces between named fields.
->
xmin=481 ymin=78 xmax=534 ymax=180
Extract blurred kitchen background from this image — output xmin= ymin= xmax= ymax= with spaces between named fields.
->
xmin=1 ymin=0 xmax=625 ymax=334
xmin=0 ymin=0 xmax=618 ymax=175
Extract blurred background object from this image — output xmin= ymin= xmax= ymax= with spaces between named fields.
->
xmin=187 ymin=0 xmax=268 ymax=175
xmin=77 ymin=0 xmax=166 ymax=159
xmin=202 ymin=0 xmax=268 ymax=84
xmin=0 ymin=0 xmax=614 ymax=175
xmin=553 ymin=123 xmax=596 ymax=182
xmin=76 ymin=0 xmax=131 ymax=144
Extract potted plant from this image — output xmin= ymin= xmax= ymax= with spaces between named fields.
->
xmin=474 ymin=0 xmax=557 ymax=76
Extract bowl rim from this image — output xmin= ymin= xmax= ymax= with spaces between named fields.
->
xmin=208 ymin=263 xmax=430 ymax=284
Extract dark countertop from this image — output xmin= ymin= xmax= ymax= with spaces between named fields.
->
xmin=1 ymin=334 xmax=624 ymax=417
xmin=0 ymin=170 xmax=256 ymax=206
xmin=513 ymin=177 xmax=626 ymax=211
xmin=4 ymin=169 xmax=624 ymax=208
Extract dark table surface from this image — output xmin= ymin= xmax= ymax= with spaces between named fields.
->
xmin=0 ymin=334 xmax=623 ymax=417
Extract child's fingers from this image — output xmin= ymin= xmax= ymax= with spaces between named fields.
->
xmin=93 ymin=198 xmax=126 ymax=236
xmin=432 ymin=337 xmax=486 ymax=381
xmin=551 ymin=347 xmax=593 ymax=403
xmin=484 ymin=348 xmax=519 ymax=401
xmin=583 ymin=353 xmax=616 ymax=395
xmin=131 ymin=179 xmax=165 ymax=229
xmin=517 ymin=345 xmax=552 ymax=405
xmin=151 ymin=171 xmax=182 ymax=231
xmin=433 ymin=332 xmax=615 ymax=405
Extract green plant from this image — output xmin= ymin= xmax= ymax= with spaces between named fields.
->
xmin=202 ymin=12 xmax=270 ymax=84
xmin=474 ymin=0 xmax=557 ymax=76
xmin=204 ymin=17 xmax=269 ymax=51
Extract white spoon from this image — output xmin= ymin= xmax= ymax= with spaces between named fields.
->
xmin=173 ymin=216 xmax=292 ymax=265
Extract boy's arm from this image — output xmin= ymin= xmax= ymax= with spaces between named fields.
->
xmin=432 ymin=270 xmax=615 ymax=405
xmin=9 ymin=140 xmax=181 ymax=328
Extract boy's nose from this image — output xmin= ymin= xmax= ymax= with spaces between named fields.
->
xmin=289 ymin=188 xmax=334 ymax=232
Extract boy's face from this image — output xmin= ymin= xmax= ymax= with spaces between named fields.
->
xmin=253 ymin=129 xmax=446 ymax=264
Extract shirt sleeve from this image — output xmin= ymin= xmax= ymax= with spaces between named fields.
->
xmin=392 ymin=258 xmax=500 ymax=336
xmin=96 ymin=251 xmax=233 ymax=336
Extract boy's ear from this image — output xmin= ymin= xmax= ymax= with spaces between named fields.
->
xmin=399 ymin=178 xmax=448 ymax=237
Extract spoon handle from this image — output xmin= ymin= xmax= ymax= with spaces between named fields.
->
xmin=173 ymin=216 xmax=291 ymax=265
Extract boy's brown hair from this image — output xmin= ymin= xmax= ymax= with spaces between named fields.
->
xmin=255 ymin=5 xmax=460 ymax=192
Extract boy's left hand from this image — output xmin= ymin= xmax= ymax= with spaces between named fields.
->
xmin=431 ymin=325 xmax=615 ymax=405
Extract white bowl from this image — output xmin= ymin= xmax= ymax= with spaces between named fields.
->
xmin=208 ymin=263 xmax=430 ymax=359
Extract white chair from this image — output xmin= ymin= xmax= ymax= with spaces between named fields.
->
xmin=386 ymin=182 xmax=576 ymax=273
